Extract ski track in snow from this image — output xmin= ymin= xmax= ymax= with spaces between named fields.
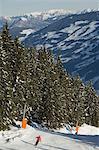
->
xmin=0 ymin=124 xmax=99 ymax=150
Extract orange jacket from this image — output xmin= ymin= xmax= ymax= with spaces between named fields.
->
xmin=76 ymin=126 xmax=79 ymax=133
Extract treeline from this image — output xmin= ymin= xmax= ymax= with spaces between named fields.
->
xmin=0 ymin=24 xmax=99 ymax=130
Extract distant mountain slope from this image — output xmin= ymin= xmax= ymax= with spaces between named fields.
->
xmin=23 ymin=11 xmax=99 ymax=93
xmin=0 ymin=9 xmax=71 ymax=39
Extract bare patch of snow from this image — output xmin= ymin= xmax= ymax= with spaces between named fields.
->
xmin=19 ymin=29 xmax=34 ymax=41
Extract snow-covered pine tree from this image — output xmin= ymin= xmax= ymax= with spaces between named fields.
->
xmin=52 ymin=56 xmax=68 ymax=128
xmin=84 ymin=82 xmax=99 ymax=126
xmin=0 ymin=23 xmax=15 ymax=130
xmin=0 ymin=34 xmax=6 ymax=130
xmin=34 ymin=47 xmax=55 ymax=127
xmin=68 ymin=76 xmax=85 ymax=126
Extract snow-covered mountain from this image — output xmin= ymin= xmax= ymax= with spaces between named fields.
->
xmin=23 ymin=10 xmax=99 ymax=93
xmin=0 ymin=9 xmax=71 ymax=39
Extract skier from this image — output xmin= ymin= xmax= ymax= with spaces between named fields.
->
xmin=75 ymin=126 xmax=79 ymax=135
xmin=35 ymin=135 xmax=41 ymax=146
xmin=75 ymin=121 xmax=79 ymax=135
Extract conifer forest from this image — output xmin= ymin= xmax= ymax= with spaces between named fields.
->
xmin=0 ymin=24 xmax=99 ymax=131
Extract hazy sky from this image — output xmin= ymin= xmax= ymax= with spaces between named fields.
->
xmin=0 ymin=0 xmax=99 ymax=16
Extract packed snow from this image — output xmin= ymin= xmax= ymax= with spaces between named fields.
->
xmin=0 ymin=122 xmax=99 ymax=150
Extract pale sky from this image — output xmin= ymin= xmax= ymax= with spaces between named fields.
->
xmin=0 ymin=0 xmax=99 ymax=16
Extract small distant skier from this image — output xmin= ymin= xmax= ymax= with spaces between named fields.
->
xmin=75 ymin=121 xmax=79 ymax=135
xmin=75 ymin=126 xmax=79 ymax=135
xmin=35 ymin=135 xmax=41 ymax=146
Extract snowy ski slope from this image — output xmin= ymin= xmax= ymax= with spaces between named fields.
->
xmin=0 ymin=123 xmax=99 ymax=150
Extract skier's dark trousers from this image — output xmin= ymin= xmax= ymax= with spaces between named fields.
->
xmin=35 ymin=135 xmax=41 ymax=146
